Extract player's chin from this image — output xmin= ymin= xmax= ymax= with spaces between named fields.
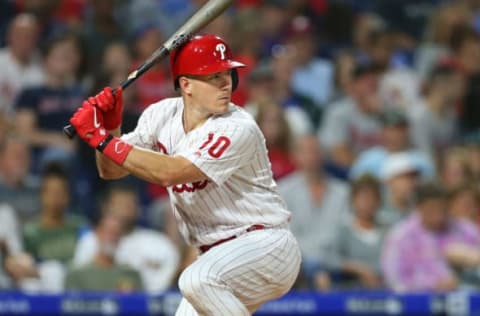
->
xmin=215 ymin=99 xmax=230 ymax=113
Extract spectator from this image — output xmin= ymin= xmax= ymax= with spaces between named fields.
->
xmin=319 ymin=62 xmax=384 ymax=170
xmin=23 ymin=163 xmax=84 ymax=264
xmin=229 ymin=8 xmax=262 ymax=106
xmin=271 ymin=47 xmax=321 ymax=130
xmin=350 ymin=109 xmax=434 ymax=180
xmin=65 ymin=212 xmax=143 ymax=292
xmin=439 ymin=146 xmax=473 ymax=190
xmin=255 ymin=99 xmax=297 ymax=180
xmin=130 ymin=23 xmax=172 ymax=110
xmin=331 ymin=50 xmax=356 ymax=101
xmin=287 ymin=15 xmax=335 ymax=108
xmin=351 ymin=13 xmax=386 ymax=66
xmin=73 ymin=184 xmax=179 ymax=294
xmin=0 ymin=133 xmax=39 ymax=222
xmin=415 ymin=3 xmax=468 ymax=79
xmin=8 ymin=163 xmax=85 ymax=292
xmin=448 ymin=184 xmax=480 ymax=226
xmin=277 ymin=134 xmax=350 ymax=289
xmin=82 ymin=0 xmax=125 ymax=71
xmin=257 ymin=0 xmax=290 ymax=59
xmin=409 ymin=64 xmax=464 ymax=157
xmin=377 ymin=153 xmax=420 ymax=227
xmin=101 ymin=41 xmax=132 ymax=80
xmin=447 ymin=26 xmax=480 ymax=135
xmin=245 ymin=60 xmax=313 ymax=137
xmin=379 ymin=69 xmax=421 ymax=112
xmin=14 ymin=32 xmax=85 ymax=172
xmin=382 ymin=182 xmax=480 ymax=292
xmin=332 ymin=175 xmax=385 ymax=289
xmin=21 ymin=0 xmax=67 ymax=43
xmin=0 ymin=13 xmax=44 ymax=114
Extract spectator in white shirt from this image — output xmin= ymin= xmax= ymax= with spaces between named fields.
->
xmin=73 ymin=184 xmax=180 ymax=293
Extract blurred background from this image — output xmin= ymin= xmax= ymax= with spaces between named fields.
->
xmin=2 ymin=0 xmax=480 ymax=315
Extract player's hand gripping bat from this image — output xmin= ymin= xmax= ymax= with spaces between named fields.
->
xmin=63 ymin=0 xmax=234 ymax=139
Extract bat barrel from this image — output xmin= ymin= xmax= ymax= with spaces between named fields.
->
xmin=63 ymin=0 xmax=234 ymax=139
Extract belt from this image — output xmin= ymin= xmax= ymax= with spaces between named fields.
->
xmin=199 ymin=224 xmax=266 ymax=254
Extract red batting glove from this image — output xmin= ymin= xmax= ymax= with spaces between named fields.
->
xmin=70 ymin=102 xmax=108 ymax=148
xmin=69 ymin=102 xmax=132 ymax=165
xmin=88 ymin=86 xmax=124 ymax=130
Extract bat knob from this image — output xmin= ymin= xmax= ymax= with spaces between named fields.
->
xmin=63 ymin=124 xmax=77 ymax=139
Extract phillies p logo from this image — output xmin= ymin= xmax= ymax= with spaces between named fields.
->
xmin=216 ymin=43 xmax=226 ymax=60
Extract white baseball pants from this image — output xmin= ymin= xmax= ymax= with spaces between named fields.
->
xmin=175 ymin=227 xmax=301 ymax=315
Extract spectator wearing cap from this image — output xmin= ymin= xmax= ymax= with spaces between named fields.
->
xmin=382 ymin=182 xmax=480 ymax=292
xmin=319 ymin=62 xmax=384 ymax=171
xmin=408 ymin=64 xmax=464 ymax=158
xmin=350 ymin=109 xmax=434 ymax=180
xmin=287 ymin=15 xmax=335 ymax=108
xmin=377 ymin=152 xmax=420 ymax=227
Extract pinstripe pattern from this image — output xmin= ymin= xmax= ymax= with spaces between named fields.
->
xmin=176 ymin=228 xmax=301 ymax=315
xmin=122 ymin=98 xmax=301 ymax=315
xmin=123 ymin=98 xmax=292 ymax=247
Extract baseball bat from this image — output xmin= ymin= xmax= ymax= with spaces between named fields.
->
xmin=63 ymin=0 xmax=234 ymax=139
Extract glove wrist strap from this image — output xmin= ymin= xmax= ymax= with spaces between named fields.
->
xmin=96 ymin=134 xmax=113 ymax=152
xmin=97 ymin=135 xmax=133 ymax=165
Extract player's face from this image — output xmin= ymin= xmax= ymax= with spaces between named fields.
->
xmin=187 ymin=70 xmax=233 ymax=114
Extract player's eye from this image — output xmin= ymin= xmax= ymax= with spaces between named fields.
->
xmin=208 ymin=73 xmax=221 ymax=80
xmin=208 ymin=70 xmax=231 ymax=81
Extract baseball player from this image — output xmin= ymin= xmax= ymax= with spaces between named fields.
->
xmin=69 ymin=34 xmax=301 ymax=315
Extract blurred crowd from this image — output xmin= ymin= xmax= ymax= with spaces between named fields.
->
xmin=1 ymin=0 xmax=480 ymax=294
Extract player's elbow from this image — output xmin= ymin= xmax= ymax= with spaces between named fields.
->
xmin=98 ymin=169 xmax=126 ymax=180
xmin=98 ymin=170 xmax=116 ymax=180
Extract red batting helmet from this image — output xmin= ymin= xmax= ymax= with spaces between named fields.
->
xmin=170 ymin=34 xmax=245 ymax=91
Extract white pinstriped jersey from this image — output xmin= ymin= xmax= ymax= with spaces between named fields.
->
xmin=122 ymin=97 xmax=291 ymax=246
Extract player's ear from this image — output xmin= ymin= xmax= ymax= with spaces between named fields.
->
xmin=179 ymin=76 xmax=193 ymax=95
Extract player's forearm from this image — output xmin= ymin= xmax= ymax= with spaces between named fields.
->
xmin=96 ymin=127 xmax=129 ymax=179
xmin=121 ymin=146 xmax=206 ymax=186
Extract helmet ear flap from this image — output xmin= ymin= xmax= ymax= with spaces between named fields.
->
xmin=231 ymin=69 xmax=239 ymax=91
xmin=174 ymin=77 xmax=180 ymax=91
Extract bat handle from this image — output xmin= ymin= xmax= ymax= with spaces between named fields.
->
xmin=63 ymin=124 xmax=76 ymax=139
xmin=63 ymin=86 xmax=121 ymax=139
xmin=63 ymin=46 xmax=168 ymax=139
